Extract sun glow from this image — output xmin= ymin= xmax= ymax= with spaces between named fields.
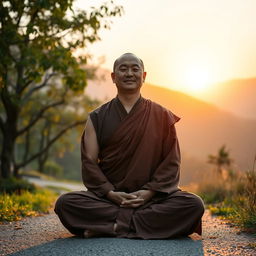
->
xmin=170 ymin=51 xmax=218 ymax=96
xmin=182 ymin=65 xmax=212 ymax=93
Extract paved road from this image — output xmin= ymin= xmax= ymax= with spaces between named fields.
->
xmin=9 ymin=237 xmax=204 ymax=256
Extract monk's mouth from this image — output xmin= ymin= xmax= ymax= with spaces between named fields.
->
xmin=124 ymin=80 xmax=136 ymax=83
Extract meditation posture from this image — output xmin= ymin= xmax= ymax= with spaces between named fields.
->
xmin=55 ymin=53 xmax=204 ymax=239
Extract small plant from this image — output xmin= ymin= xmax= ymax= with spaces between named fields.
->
xmin=208 ymin=145 xmax=232 ymax=175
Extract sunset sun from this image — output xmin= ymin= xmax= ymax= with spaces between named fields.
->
xmin=169 ymin=50 xmax=218 ymax=96
xmin=182 ymin=65 xmax=212 ymax=93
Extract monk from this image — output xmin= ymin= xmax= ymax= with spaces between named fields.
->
xmin=54 ymin=53 xmax=204 ymax=239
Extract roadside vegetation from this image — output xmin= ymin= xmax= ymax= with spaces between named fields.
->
xmin=197 ymin=146 xmax=256 ymax=233
xmin=0 ymin=178 xmax=57 ymax=222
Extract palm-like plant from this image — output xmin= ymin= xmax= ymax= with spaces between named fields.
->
xmin=208 ymin=145 xmax=232 ymax=175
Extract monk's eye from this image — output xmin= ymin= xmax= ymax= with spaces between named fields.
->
xmin=133 ymin=68 xmax=140 ymax=72
xmin=119 ymin=67 xmax=127 ymax=72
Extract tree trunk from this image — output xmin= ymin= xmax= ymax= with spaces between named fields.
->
xmin=0 ymin=92 xmax=19 ymax=178
xmin=38 ymin=153 xmax=47 ymax=173
xmin=0 ymin=126 xmax=16 ymax=178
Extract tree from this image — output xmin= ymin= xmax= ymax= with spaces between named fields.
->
xmin=208 ymin=145 xmax=232 ymax=175
xmin=0 ymin=0 xmax=123 ymax=178
xmin=15 ymin=89 xmax=99 ymax=175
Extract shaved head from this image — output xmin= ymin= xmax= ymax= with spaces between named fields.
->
xmin=113 ymin=53 xmax=144 ymax=72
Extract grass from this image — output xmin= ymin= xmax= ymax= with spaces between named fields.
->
xmin=196 ymin=169 xmax=256 ymax=234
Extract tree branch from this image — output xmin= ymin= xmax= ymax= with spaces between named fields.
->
xmin=19 ymin=78 xmax=34 ymax=94
xmin=23 ymin=72 xmax=58 ymax=101
xmin=17 ymin=100 xmax=65 ymax=137
xmin=16 ymin=119 xmax=86 ymax=169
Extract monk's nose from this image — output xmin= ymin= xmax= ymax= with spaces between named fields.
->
xmin=126 ymin=68 xmax=133 ymax=76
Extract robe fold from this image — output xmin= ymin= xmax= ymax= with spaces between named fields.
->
xmin=55 ymin=96 xmax=205 ymax=239
xmin=82 ymin=97 xmax=181 ymax=197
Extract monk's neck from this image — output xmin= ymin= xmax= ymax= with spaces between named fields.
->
xmin=117 ymin=92 xmax=141 ymax=113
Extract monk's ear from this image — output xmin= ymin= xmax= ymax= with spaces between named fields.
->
xmin=111 ymin=72 xmax=116 ymax=83
xmin=143 ymin=72 xmax=147 ymax=82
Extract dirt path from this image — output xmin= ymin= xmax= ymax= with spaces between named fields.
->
xmin=0 ymin=210 xmax=255 ymax=256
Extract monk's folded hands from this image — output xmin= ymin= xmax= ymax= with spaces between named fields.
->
xmin=119 ymin=190 xmax=156 ymax=208
xmin=131 ymin=190 xmax=156 ymax=203
xmin=120 ymin=197 xmax=145 ymax=208
xmin=106 ymin=190 xmax=143 ymax=207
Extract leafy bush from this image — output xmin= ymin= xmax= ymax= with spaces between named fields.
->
xmin=0 ymin=177 xmax=36 ymax=194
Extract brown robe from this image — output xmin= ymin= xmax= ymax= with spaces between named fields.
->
xmin=55 ymin=97 xmax=204 ymax=239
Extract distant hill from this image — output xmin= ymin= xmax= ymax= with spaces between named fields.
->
xmin=86 ymin=70 xmax=256 ymax=185
xmin=205 ymin=78 xmax=256 ymax=120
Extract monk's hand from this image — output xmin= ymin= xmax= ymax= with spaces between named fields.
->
xmin=120 ymin=190 xmax=155 ymax=208
xmin=131 ymin=190 xmax=156 ymax=204
xmin=106 ymin=191 xmax=142 ymax=207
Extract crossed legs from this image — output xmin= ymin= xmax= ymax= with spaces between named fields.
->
xmin=54 ymin=190 xmax=204 ymax=239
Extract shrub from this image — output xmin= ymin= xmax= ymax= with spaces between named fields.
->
xmin=0 ymin=177 xmax=36 ymax=194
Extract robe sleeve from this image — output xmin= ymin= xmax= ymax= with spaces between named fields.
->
xmin=81 ymin=130 xmax=115 ymax=197
xmin=142 ymin=119 xmax=181 ymax=194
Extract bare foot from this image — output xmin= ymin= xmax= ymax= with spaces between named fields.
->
xmin=113 ymin=223 xmax=117 ymax=232
xmin=83 ymin=230 xmax=100 ymax=238
xmin=83 ymin=223 xmax=117 ymax=238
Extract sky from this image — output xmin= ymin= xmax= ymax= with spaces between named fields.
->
xmin=75 ymin=0 xmax=256 ymax=98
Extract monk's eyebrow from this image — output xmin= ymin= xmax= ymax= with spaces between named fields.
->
xmin=119 ymin=64 xmax=141 ymax=69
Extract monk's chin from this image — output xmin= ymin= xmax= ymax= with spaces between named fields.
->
xmin=117 ymin=86 xmax=142 ymax=94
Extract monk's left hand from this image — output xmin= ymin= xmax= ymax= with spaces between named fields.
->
xmin=121 ymin=190 xmax=156 ymax=208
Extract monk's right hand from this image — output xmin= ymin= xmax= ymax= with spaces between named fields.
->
xmin=106 ymin=191 xmax=144 ymax=206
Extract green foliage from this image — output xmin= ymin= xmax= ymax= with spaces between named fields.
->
xmin=0 ymin=0 xmax=123 ymax=178
xmin=0 ymin=177 xmax=36 ymax=194
xmin=0 ymin=189 xmax=56 ymax=222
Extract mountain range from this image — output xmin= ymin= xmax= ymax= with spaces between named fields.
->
xmin=205 ymin=78 xmax=256 ymax=120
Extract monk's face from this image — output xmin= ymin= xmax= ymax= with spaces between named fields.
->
xmin=111 ymin=54 xmax=146 ymax=93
